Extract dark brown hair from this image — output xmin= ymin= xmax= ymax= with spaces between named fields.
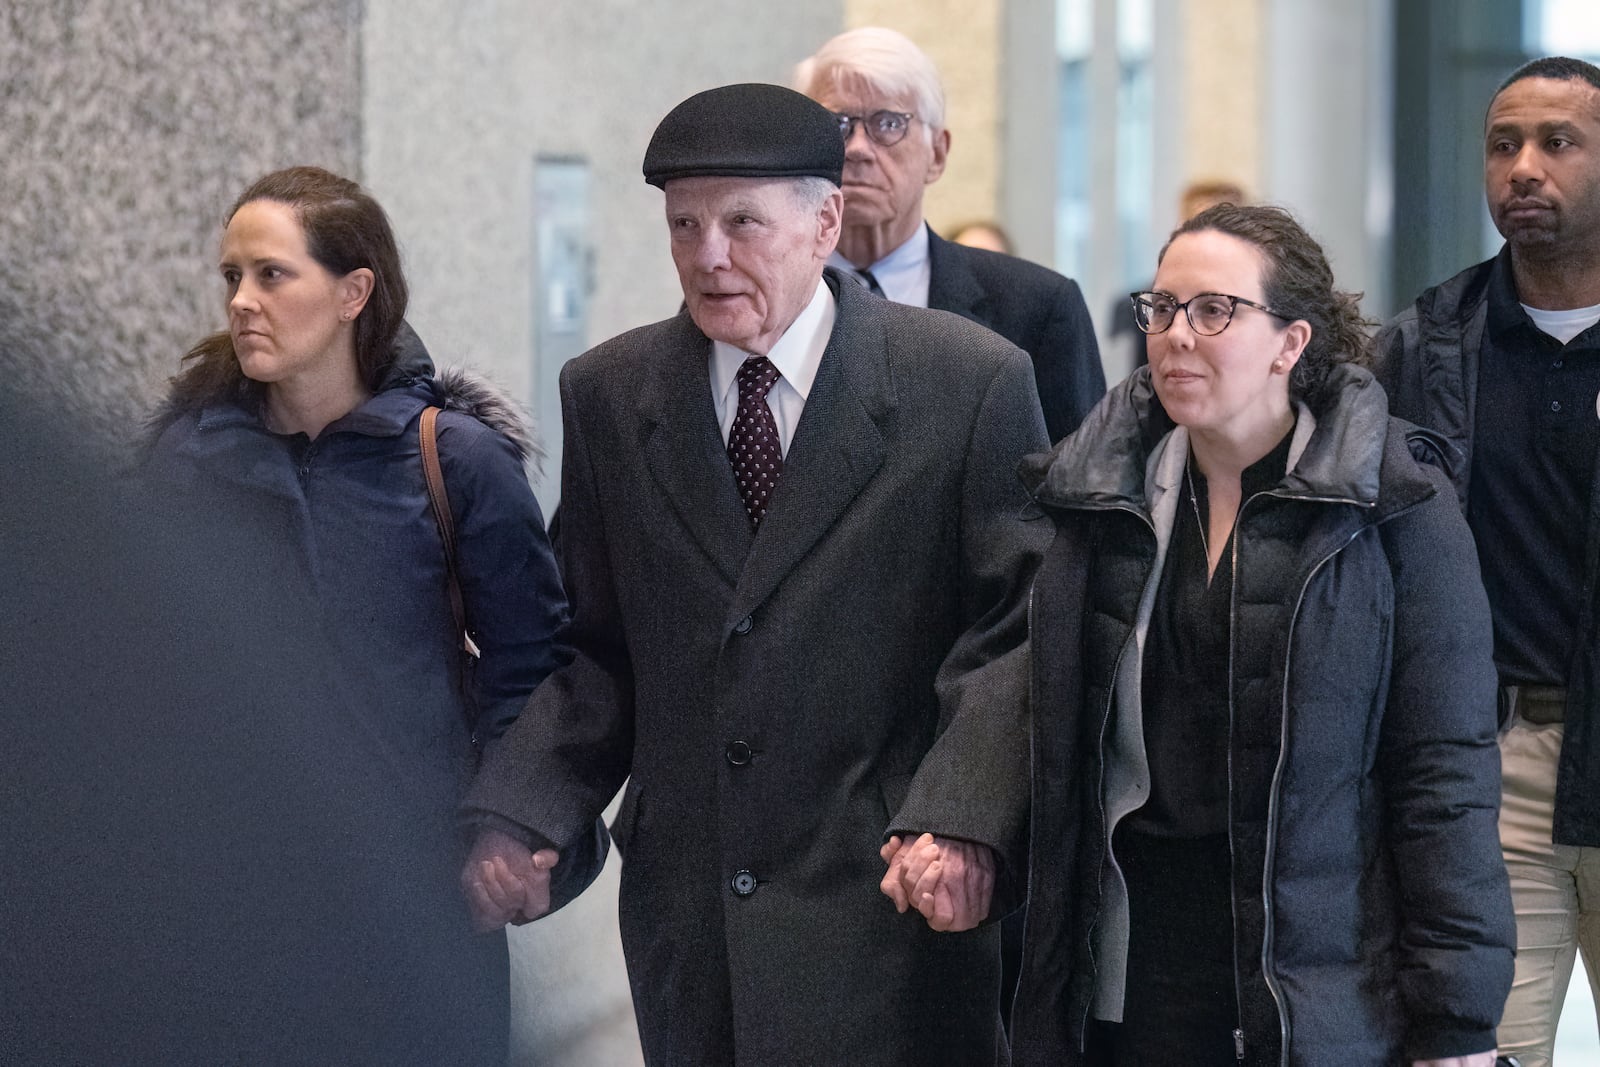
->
xmin=167 ymin=166 xmax=408 ymax=412
xmin=1161 ymin=203 xmax=1373 ymax=402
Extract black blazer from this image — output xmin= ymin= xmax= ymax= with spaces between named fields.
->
xmin=927 ymin=227 xmax=1105 ymax=443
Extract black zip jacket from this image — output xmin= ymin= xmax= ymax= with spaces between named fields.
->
xmin=1009 ymin=365 xmax=1513 ymax=1065
xmin=1376 ymin=251 xmax=1600 ymax=846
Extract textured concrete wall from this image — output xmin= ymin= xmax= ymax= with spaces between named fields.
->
xmin=844 ymin=0 xmax=1004 ymax=236
xmin=1 ymin=0 xmax=361 ymax=433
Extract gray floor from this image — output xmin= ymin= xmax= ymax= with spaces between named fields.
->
xmin=505 ymin=803 xmax=644 ymax=1067
xmin=1555 ymin=972 xmax=1599 ymax=1063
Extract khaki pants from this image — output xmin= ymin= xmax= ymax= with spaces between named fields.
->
xmin=1497 ymin=714 xmax=1600 ymax=1067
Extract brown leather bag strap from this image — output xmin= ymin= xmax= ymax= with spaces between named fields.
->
xmin=420 ymin=406 xmax=479 ymax=658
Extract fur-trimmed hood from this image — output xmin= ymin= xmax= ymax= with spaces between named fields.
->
xmin=423 ymin=364 xmax=542 ymax=469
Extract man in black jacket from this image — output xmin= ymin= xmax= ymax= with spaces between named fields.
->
xmin=1375 ymin=56 xmax=1600 ymax=1067
xmin=798 ymin=26 xmax=1104 ymax=443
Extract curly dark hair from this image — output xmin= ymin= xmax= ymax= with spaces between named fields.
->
xmin=165 ymin=166 xmax=409 ymax=414
xmin=1160 ymin=203 xmax=1373 ymax=403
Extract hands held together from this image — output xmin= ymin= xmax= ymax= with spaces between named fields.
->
xmin=460 ymin=828 xmax=560 ymax=933
xmin=463 ymin=826 xmax=997 ymax=936
xmin=879 ymin=832 xmax=995 ymax=932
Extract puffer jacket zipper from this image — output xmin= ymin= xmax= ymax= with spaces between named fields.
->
xmin=1050 ymin=501 xmax=1157 ymax=1056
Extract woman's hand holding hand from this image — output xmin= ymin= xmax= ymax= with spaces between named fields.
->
xmin=879 ymin=832 xmax=994 ymax=932
xmin=460 ymin=828 xmax=559 ymax=932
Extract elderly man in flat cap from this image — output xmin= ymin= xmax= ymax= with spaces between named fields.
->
xmin=460 ymin=82 xmax=1047 ymax=1065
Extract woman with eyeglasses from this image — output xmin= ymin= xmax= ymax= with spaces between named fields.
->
xmin=1005 ymin=204 xmax=1514 ymax=1065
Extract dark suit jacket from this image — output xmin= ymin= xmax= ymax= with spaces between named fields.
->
xmin=465 ymin=272 xmax=1049 ymax=1066
xmin=927 ymin=228 xmax=1105 ymax=443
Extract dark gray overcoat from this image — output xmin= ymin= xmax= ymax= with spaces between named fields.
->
xmin=466 ymin=271 xmax=1049 ymax=1065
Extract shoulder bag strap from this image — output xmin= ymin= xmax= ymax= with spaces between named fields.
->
xmin=420 ymin=406 xmax=481 ymax=658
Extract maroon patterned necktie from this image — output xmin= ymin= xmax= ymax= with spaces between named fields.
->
xmin=727 ymin=356 xmax=784 ymax=531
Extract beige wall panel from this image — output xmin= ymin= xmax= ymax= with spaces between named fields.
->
xmin=1182 ymin=0 xmax=1263 ymax=194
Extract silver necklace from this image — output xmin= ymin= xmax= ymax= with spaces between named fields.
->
xmin=1186 ymin=461 xmax=1210 ymax=564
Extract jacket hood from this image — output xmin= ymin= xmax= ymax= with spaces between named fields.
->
xmin=1022 ymin=362 xmax=1435 ymax=520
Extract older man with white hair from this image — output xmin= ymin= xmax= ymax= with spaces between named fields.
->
xmin=459 ymin=82 xmax=1048 ymax=1066
xmin=801 ymin=27 xmax=1104 ymax=442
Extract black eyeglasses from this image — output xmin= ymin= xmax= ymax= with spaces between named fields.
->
xmin=833 ymin=110 xmax=915 ymax=147
xmin=1130 ymin=290 xmax=1294 ymax=336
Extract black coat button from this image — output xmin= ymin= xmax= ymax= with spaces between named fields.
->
xmin=733 ymin=615 xmax=753 ymax=635
xmin=725 ymin=740 xmax=752 ymax=766
xmin=731 ymin=869 xmax=757 ymax=896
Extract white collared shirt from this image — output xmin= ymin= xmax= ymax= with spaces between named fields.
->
xmin=827 ymin=222 xmax=932 ymax=308
xmin=709 ymin=278 xmax=836 ymax=457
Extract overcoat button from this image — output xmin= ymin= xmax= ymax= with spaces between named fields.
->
xmin=731 ymin=869 xmax=757 ymax=896
xmin=725 ymin=740 xmax=753 ymax=766
xmin=733 ymin=615 xmax=753 ymax=635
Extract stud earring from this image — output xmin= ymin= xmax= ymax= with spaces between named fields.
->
xmin=1272 ymin=359 xmax=1284 ymax=372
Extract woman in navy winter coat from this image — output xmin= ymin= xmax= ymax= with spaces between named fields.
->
xmin=1005 ymin=205 xmax=1515 ymax=1066
xmin=144 ymin=167 xmax=572 ymax=1064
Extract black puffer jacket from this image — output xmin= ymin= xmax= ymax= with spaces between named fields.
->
xmin=1009 ymin=365 xmax=1514 ymax=1065
xmin=1376 ymin=249 xmax=1600 ymax=846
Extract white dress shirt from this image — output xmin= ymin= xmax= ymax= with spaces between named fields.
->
xmin=827 ymin=222 xmax=932 ymax=308
xmin=709 ymin=278 xmax=836 ymax=457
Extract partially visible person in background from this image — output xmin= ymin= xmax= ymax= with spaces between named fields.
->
xmin=1376 ymin=56 xmax=1600 ymax=1067
xmin=1109 ymin=178 xmax=1250 ymax=374
xmin=799 ymin=26 xmax=1104 ymax=442
xmin=950 ymin=219 xmax=1014 ymax=255
xmin=137 ymin=165 xmax=587 ymax=1064
xmin=1178 ymin=179 xmax=1249 ymax=228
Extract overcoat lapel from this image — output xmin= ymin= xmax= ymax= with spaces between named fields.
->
xmin=730 ymin=276 xmax=894 ymax=621
xmin=640 ymin=313 xmax=754 ymax=586
xmin=926 ymin=228 xmax=992 ymax=327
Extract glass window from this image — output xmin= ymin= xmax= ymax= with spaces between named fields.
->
xmin=1524 ymin=0 xmax=1600 ymax=56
